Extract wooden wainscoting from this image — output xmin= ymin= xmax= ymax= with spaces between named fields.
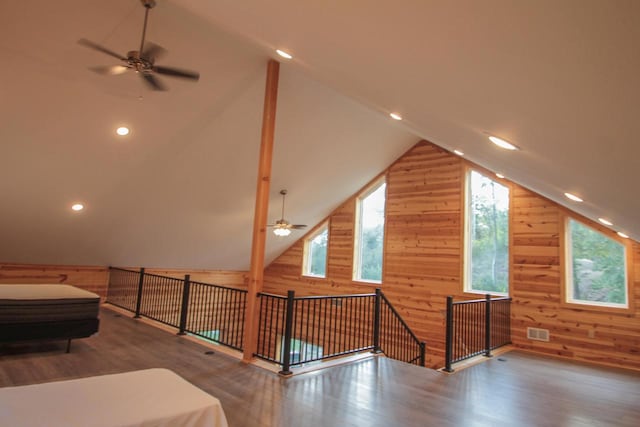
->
xmin=0 ymin=262 xmax=109 ymax=299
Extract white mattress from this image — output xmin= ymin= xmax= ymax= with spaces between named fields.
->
xmin=0 ymin=284 xmax=100 ymax=301
xmin=0 ymin=284 xmax=100 ymax=323
xmin=0 ymin=368 xmax=228 ymax=427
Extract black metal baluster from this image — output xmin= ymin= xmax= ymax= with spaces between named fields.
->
xmin=373 ymin=289 xmax=381 ymax=353
xmin=178 ymin=275 xmax=191 ymax=335
xmin=257 ymin=294 xmax=266 ymax=358
xmin=279 ymin=290 xmax=295 ymax=375
xmin=444 ymin=296 xmax=454 ymax=372
xmin=134 ymin=268 xmax=145 ymax=318
xmin=230 ymin=289 xmax=238 ymax=348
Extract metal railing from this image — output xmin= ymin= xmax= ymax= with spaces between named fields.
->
xmin=107 ymin=267 xmax=247 ymax=351
xmin=444 ymin=294 xmax=511 ymax=372
xmin=255 ymin=288 xmax=426 ymax=374
xmin=380 ymin=292 xmax=426 ymax=366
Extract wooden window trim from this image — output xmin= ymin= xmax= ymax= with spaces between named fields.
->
xmin=302 ymin=221 xmax=330 ymax=279
xmin=462 ymin=166 xmax=512 ymax=297
xmin=352 ymin=177 xmax=386 ymax=285
xmin=559 ymin=212 xmax=634 ymax=314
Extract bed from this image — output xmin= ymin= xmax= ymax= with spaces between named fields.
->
xmin=0 ymin=368 xmax=229 ymax=427
xmin=0 ymin=284 xmax=100 ymax=352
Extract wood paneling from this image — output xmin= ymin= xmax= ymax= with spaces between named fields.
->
xmin=511 ymin=186 xmax=640 ymax=370
xmin=264 ymin=140 xmax=640 ymax=371
xmin=143 ymin=268 xmax=248 ymax=289
xmin=0 ymin=263 xmax=109 ymax=299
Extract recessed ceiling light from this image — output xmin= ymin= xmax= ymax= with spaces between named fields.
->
xmin=453 ymin=149 xmax=464 ymax=156
xmin=496 ymin=173 xmax=505 ymax=179
xmin=488 ymin=135 xmax=519 ymax=151
xmin=564 ymin=192 xmax=583 ymax=203
xmin=116 ymin=127 xmax=130 ymax=136
xmin=617 ymin=231 xmax=629 ymax=239
xmin=276 ymin=49 xmax=293 ymax=60
xmin=389 ymin=112 xmax=403 ymax=121
xmin=598 ymin=218 xmax=613 ymax=226
xmin=71 ymin=203 xmax=84 ymax=211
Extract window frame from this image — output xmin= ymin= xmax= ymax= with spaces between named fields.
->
xmin=302 ymin=221 xmax=329 ymax=279
xmin=463 ymin=168 xmax=511 ymax=296
xmin=561 ymin=214 xmax=632 ymax=312
xmin=352 ymin=177 xmax=387 ymax=284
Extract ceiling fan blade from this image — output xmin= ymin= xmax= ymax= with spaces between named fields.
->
xmin=153 ymin=65 xmax=200 ymax=81
xmin=141 ymin=73 xmax=167 ymax=91
xmin=141 ymin=41 xmax=167 ymax=62
xmin=78 ymin=38 xmax=127 ymax=61
xmin=290 ymin=225 xmax=307 ymax=229
xmin=89 ymin=65 xmax=130 ymax=75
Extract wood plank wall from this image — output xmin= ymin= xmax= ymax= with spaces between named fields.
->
xmin=0 ymin=263 xmax=109 ymax=299
xmin=263 ymin=140 xmax=640 ymax=371
xmin=142 ymin=268 xmax=248 ymax=289
xmin=0 ymin=264 xmax=248 ymax=301
xmin=511 ymin=187 xmax=640 ymax=369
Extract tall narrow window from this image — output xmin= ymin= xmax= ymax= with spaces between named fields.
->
xmin=354 ymin=180 xmax=386 ymax=283
xmin=465 ymin=170 xmax=509 ymax=294
xmin=566 ymin=218 xmax=628 ymax=308
xmin=303 ymin=222 xmax=329 ymax=278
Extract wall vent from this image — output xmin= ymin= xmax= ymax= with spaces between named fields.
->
xmin=527 ymin=327 xmax=550 ymax=342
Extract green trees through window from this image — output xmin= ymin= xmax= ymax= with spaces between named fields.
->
xmin=466 ymin=171 xmax=509 ymax=294
xmin=567 ymin=219 xmax=628 ymax=307
xmin=354 ymin=181 xmax=386 ymax=283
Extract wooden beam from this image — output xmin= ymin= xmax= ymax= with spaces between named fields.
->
xmin=243 ymin=59 xmax=280 ymax=362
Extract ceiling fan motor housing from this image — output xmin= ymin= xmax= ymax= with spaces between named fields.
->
xmin=126 ymin=51 xmax=154 ymax=72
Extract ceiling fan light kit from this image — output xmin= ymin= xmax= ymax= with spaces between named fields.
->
xmin=78 ymin=0 xmax=200 ymax=91
xmin=268 ymin=190 xmax=307 ymax=237
xmin=273 ymin=227 xmax=292 ymax=237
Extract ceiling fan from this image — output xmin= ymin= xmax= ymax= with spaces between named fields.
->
xmin=268 ymin=190 xmax=307 ymax=237
xmin=78 ymin=0 xmax=199 ymax=91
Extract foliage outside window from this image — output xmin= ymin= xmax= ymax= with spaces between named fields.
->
xmin=353 ymin=180 xmax=386 ymax=283
xmin=303 ymin=222 xmax=328 ymax=278
xmin=566 ymin=218 xmax=628 ymax=308
xmin=465 ymin=170 xmax=509 ymax=295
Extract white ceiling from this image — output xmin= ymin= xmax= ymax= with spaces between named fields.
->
xmin=1 ymin=0 xmax=638 ymax=270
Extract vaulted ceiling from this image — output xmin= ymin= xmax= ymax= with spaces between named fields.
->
xmin=1 ymin=1 xmax=638 ymax=270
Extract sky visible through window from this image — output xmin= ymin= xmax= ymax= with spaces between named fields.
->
xmin=362 ymin=183 xmax=386 ymax=227
xmin=471 ymin=172 xmax=508 ymax=211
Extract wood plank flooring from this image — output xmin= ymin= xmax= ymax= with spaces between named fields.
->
xmin=1 ymin=307 xmax=639 ymax=427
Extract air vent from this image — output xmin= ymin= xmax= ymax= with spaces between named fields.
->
xmin=527 ymin=327 xmax=550 ymax=342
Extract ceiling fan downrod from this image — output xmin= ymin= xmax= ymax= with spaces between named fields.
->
xmin=279 ymin=189 xmax=288 ymax=220
xmin=138 ymin=0 xmax=156 ymax=58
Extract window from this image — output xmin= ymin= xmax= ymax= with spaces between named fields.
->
xmin=303 ymin=222 xmax=329 ymax=278
xmin=565 ymin=218 xmax=628 ymax=308
xmin=465 ymin=170 xmax=509 ymax=295
xmin=353 ymin=180 xmax=386 ymax=283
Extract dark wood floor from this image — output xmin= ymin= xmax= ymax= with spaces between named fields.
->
xmin=1 ymin=307 xmax=639 ymax=427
